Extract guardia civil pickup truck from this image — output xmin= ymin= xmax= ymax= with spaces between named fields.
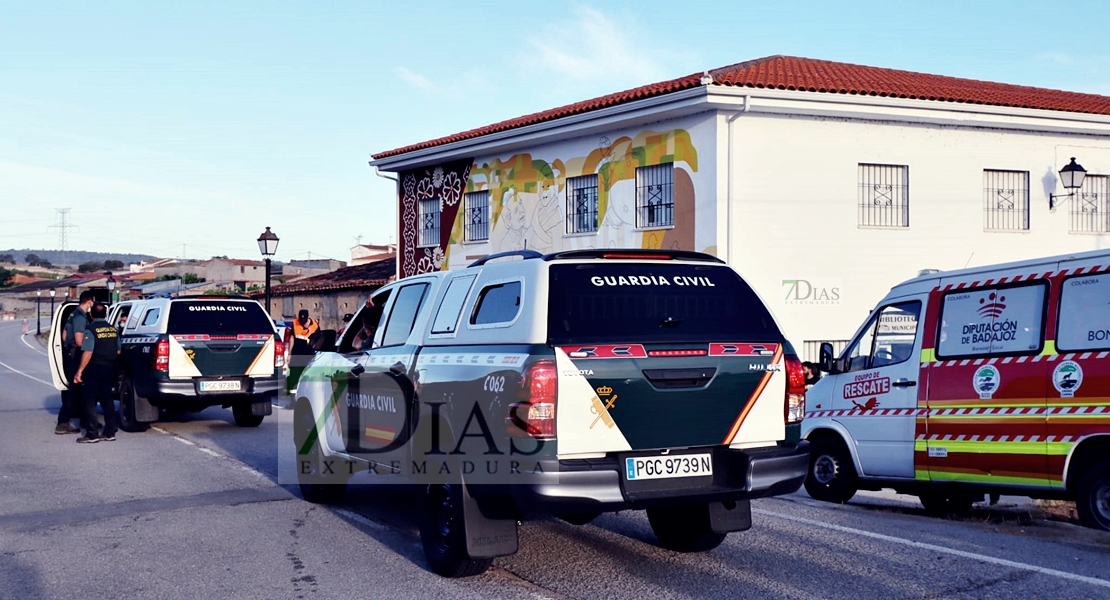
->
xmin=293 ymin=249 xmax=809 ymax=577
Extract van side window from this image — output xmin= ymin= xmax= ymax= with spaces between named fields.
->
xmin=431 ymin=274 xmax=477 ymax=334
xmin=113 ymin=305 xmax=132 ymax=328
xmin=380 ymin=284 xmax=429 ymax=347
xmin=471 ymin=281 xmax=522 ymax=326
xmin=140 ymin=308 xmax=161 ymax=327
xmin=843 ymin=301 xmax=921 ymax=371
xmin=937 ymin=283 xmax=1046 ymax=358
xmin=339 ymin=289 xmax=392 ymax=354
xmin=1057 ymin=274 xmax=1110 ymax=351
xmin=126 ymin=306 xmax=144 ymax=330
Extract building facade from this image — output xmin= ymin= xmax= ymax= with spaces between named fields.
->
xmin=370 ymin=56 xmax=1110 ymax=356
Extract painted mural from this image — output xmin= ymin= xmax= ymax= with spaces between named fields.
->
xmin=397 ymin=128 xmax=702 ymax=276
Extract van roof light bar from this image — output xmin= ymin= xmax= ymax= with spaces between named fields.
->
xmin=543 ymin=249 xmax=725 ymax=264
xmin=468 ymin=249 xmax=544 ymax=267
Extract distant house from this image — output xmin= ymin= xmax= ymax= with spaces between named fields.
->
xmin=204 ymin=258 xmax=266 ymax=291
xmin=249 ymin=257 xmax=395 ymax=331
xmin=350 ymin=244 xmax=397 ymax=267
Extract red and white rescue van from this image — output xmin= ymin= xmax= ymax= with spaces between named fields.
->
xmin=802 ymin=249 xmax=1110 ymax=530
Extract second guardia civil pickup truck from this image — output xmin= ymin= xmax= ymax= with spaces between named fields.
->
xmin=292 ymin=249 xmax=809 ymax=577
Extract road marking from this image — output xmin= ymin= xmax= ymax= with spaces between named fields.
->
xmin=153 ymin=426 xmax=269 ymax=481
xmin=0 ymin=358 xmax=54 ymax=387
xmin=20 ymin=333 xmax=47 ymax=356
xmin=755 ymin=508 xmax=1110 ymax=590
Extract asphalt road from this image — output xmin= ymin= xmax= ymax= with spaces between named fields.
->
xmin=1 ymin=318 xmax=1107 ymax=600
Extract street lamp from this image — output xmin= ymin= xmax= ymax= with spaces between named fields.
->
xmin=49 ymin=288 xmax=56 ymax=325
xmin=1049 ymin=157 xmax=1088 ymax=210
xmin=257 ymin=226 xmax=280 ymax=316
xmin=36 ymin=290 xmax=42 ymax=335
xmin=106 ymin=272 xmax=116 ymax=305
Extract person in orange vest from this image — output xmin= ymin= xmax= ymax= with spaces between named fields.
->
xmin=288 ymin=309 xmax=320 ymax=392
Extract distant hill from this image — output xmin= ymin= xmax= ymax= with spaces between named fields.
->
xmin=1 ymin=249 xmax=158 ymax=267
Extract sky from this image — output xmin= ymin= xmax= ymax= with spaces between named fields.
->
xmin=3 ymin=0 xmax=1110 ymax=266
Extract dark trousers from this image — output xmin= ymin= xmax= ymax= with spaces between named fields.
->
xmin=60 ymin=350 xmax=83 ymax=426
xmin=82 ymin=364 xmax=118 ymax=437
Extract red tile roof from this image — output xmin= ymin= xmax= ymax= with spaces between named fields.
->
xmin=373 ymin=55 xmax=1110 ymax=159
xmin=247 ymin=257 xmax=395 ymax=297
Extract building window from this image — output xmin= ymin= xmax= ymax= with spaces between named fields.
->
xmin=463 ymin=191 xmax=489 ymax=242
xmin=566 ymin=174 xmax=599 ymax=234
xmin=983 ymin=170 xmax=1029 ymax=231
xmin=1071 ymin=174 xmax=1110 ymax=233
xmin=858 ymin=164 xmax=909 ymax=227
xmin=418 ymin=197 xmax=440 ymax=247
xmin=635 ymin=164 xmax=674 ymax=228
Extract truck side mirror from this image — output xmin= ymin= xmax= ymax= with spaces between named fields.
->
xmin=820 ymin=342 xmax=838 ymax=374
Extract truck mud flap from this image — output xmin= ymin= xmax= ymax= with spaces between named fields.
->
xmin=709 ymin=499 xmax=752 ymax=534
xmin=462 ymin=485 xmax=518 ymax=559
xmin=135 ymin=394 xmax=159 ymax=423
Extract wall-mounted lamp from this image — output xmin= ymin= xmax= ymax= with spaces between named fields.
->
xmin=1049 ymin=157 xmax=1087 ymax=210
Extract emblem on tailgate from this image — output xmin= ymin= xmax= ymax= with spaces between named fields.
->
xmin=590 ymin=385 xmax=618 ymax=429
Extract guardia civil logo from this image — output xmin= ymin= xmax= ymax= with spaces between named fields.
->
xmin=1052 ymin=361 xmax=1083 ymax=398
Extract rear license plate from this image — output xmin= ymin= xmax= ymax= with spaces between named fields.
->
xmin=200 ymin=380 xmax=241 ymax=392
xmin=625 ymin=453 xmax=713 ymax=481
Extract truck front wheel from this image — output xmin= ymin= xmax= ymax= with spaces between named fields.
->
xmin=1077 ymin=462 xmax=1110 ymax=531
xmin=804 ymin=436 xmax=858 ymax=503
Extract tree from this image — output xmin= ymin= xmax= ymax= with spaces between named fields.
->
xmin=181 ymin=272 xmax=204 ymax=284
xmin=104 ymin=259 xmax=124 ymax=270
xmin=0 ymin=254 xmax=14 ymax=264
xmin=78 ymin=261 xmax=105 ymax=273
xmin=0 ymin=266 xmax=13 ymax=287
xmin=24 ymin=253 xmax=41 ymax=266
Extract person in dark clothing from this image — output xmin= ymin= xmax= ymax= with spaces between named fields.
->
xmin=802 ymin=361 xmax=822 ymax=387
xmin=74 ymin=303 xmax=120 ymax=443
xmin=56 ymin=290 xmax=96 ymax=435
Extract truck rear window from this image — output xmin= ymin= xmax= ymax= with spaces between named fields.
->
xmin=167 ymin=301 xmax=274 ymax=335
xmin=547 ymin=263 xmax=783 ymax=345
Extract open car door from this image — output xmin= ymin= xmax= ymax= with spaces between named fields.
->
xmin=47 ymin=301 xmax=78 ymax=392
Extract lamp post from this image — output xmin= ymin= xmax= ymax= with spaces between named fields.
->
xmin=106 ymin=273 xmax=116 ymax=305
xmin=36 ymin=290 xmax=42 ymax=335
xmin=1049 ymin=157 xmax=1088 ymax=210
xmin=257 ymin=227 xmax=280 ymax=317
xmin=49 ymin=288 xmax=56 ymax=325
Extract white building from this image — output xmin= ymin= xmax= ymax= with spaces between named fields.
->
xmin=369 ymin=55 xmax=1110 ymax=359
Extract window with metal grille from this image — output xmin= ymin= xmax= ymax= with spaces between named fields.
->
xmin=983 ymin=170 xmax=1029 ymax=231
xmin=1071 ymin=174 xmax=1110 ymax=233
xmin=635 ymin=164 xmax=674 ymax=228
xmin=463 ymin=191 xmax=489 ymax=241
xmin=566 ymin=174 xmax=599 ymax=234
xmin=418 ymin=197 xmax=440 ymax=247
xmin=858 ymin=164 xmax=909 ymax=227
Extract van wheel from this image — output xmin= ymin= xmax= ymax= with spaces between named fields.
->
xmin=1077 ymin=462 xmax=1110 ymax=531
xmin=647 ymin=504 xmax=727 ymax=553
xmin=294 ymin=402 xmax=347 ymax=504
xmin=804 ymin=437 xmax=857 ymax=503
xmin=118 ymin=377 xmax=150 ymax=433
xmin=419 ymin=483 xmax=493 ymax=577
xmin=232 ymin=402 xmax=264 ymax=427
xmin=918 ymin=491 xmax=978 ymax=515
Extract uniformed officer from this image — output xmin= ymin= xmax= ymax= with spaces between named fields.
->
xmin=73 ymin=302 xmax=120 ymax=443
xmin=56 ymin=290 xmax=96 ymax=435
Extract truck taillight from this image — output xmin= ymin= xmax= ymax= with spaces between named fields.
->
xmin=506 ymin=360 xmax=557 ymax=439
xmin=153 ymin=339 xmax=170 ymax=372
xmin=274 ymin=339 xmax=286 ymax=368
xmin=784 ymin=353 xmax=806 ymax=424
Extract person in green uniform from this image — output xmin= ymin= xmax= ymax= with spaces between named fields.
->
xmin=74 ymin=303 xmax=121 ymax=443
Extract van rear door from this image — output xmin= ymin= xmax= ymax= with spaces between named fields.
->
xmin=547 ymin=260 xmax=792 ymax=458
xmin=164 ymin=300 xmax=277 ymax=393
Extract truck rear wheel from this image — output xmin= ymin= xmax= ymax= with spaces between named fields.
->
xmin=419 ymin=483 xmax=493 ymax=577
xmin=647 ymin=504 xmax=727 ymax=553
xmin=804 ymin=436 xmax=857 ymax=503
xmin=1077 ymin=462 xmax=1110 ymax=531
xmin=118 ymin=376 xmax=151 ymax=433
